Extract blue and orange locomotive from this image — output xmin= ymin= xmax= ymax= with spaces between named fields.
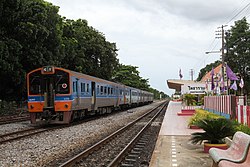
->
xmin=27 ymin=66 xmax=153 ymax=124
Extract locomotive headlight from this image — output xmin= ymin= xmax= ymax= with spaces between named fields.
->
xmin=65 ymin=104 xmax=69 ymax=108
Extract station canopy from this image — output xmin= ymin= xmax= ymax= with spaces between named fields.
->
xmin=167 ymin=79 xmax=204 ymax=92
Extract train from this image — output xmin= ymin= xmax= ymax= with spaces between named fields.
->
xmin=27 ymin=66 xmax=154 ymax=124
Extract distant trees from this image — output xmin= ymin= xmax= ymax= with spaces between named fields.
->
xmin=112 ymin=64 xmax=150 ymax=90
xmin=112 ymin=64 xmax=169 ymax=99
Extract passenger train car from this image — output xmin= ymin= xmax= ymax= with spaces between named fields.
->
xmin=27 ymin=66 xmax=154 ymax=124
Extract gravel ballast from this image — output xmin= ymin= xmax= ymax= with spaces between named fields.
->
xmin=0 ymin=102 xmax=161 ymax=167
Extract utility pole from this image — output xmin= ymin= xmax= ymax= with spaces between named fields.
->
xmin=220 ymin=25 xmax=227 ymax=69
xmin=216 ymin=25 xmax=227 ymax=93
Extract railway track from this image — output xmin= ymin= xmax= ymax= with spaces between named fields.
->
xmin=58 ymin=101 xmax=168 ymax=167
xmin=0 ymin=108 xmax=132 ymax=145
xmin=0 ymin=114 xmax=30 ymax=125
xmin=0 ymin=127 xmax=50 ymax=144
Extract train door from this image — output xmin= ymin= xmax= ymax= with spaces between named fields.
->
xmin=75 ymin=79 xmax=80 ymax=106
xmin=43 ymin=77 xmax=55 ymax=109
xmin=91 ymin=82 xmax=96 ymax=110
xmin=116 ymin=86 xmax=119 ymax=106
xmin=129 ymin=89 xmax=132 ymax=104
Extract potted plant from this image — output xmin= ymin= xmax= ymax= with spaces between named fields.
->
xmin=190 ymin=118 xmax=235 ymax=153
xmin=183 ymin=94 xmax=196 ymax=106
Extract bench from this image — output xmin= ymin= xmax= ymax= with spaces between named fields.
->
xmin=218 ymin=148 xmax=250 ymax=167
xmin=209 ymin=131 xmax=250 ymax=167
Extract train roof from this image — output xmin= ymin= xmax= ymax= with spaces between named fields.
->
xmin=27 ymin=66 xmax=153 ymax=95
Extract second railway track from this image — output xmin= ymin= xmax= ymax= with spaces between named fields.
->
xmin=0 ymin=114 xmax=30 ymax=125
xmin=0 ymin=127 xmax=50 ymax=144
xmin=59 ymin=101 xmax=168 ymax=167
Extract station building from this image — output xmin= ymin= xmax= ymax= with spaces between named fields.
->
xmin=167 ymin=64 xmax=223 ymax=98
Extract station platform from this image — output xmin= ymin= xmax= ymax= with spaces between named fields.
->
xmin=149 ymin=101 xmax=212 ymax=167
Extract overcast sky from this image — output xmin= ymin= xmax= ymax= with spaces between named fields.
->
xmin=46 ymin=0 xmax=250 ymax=95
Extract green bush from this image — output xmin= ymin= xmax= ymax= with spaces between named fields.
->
xmin=235 ymin=123 xmax=250 ymax=135
xmin=183 ymin=94 xmax=196 ymax=106
xmin=188 ymin=109 xmax=223 ymax=126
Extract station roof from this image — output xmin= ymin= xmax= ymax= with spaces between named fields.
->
xmin=167 ymin=79 xmax=203 ymax=92
xmin=201 ymin=64 xmax=222 ymax=81
xmin=167 ymin=64 xmax=222 ymax=93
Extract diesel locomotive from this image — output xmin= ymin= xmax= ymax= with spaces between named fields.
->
xmin=27 ymin=66 xmax=154 ymax=124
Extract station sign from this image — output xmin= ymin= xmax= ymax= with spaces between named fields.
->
xmin=181 ymin=83 xmax=206 ymax=95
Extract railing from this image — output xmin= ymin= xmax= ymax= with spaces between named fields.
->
xmin=204 ymin=95 xmax=250 ymax=127
xmin=204 ymin=95 xmax=236 ymax=119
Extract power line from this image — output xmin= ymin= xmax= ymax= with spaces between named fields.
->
xmin=193 ymin=1 xmax=250 ymax=78
xmin=226 ymin=1 xmax=250 ymax=24
xmin=193 ymin=39 xmax=220 ymax=72
xmin=224 ymin=0 xmax=248 ymax=24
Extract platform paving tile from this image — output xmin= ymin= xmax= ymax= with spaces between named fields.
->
xmin=149 ymin=101 xmax=212 ymax=167
xmin=150 ymin=135 xmax=212 ymax=167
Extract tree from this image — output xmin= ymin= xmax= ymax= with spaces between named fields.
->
xmin=148 ymin=88 xmax=169 ymax=99
xmin=225 ymin=17 xmax=250 ymax=95
xmin=196 ymin=60 xmax=221 ymax=81
xmin=0 ymin=0 xmax=164 ymax=102
xmin=0 ymin=0 xmax=63 ymax=101
xmin=61 ymin=19 xmax=119 ymax=80
xmin=112 ymin=64 xmax=150 ymax=90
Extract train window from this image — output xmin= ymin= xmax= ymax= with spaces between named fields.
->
xmin=111 ymin=88 xmax=113 ymax=95
xmin=30 ymin=78 xmax=41 ymax=94
xmin=104 ymin=87 xmax=107 ymax=94
xmin=108 ymin=87 xmax=110 ymax=95
xmin=81 ymin=83 xmax=86 ymax=92
xmin=73 ymin=82 xmax=76 ymax=92
xmin=87 ymin=83 xmax=89 ymax=93
xmin=83 ymin=83 xmax=86 ymax=92
xmin=100 ymin=86 xmax=103 ymax=94
xmin=97 ymin=85 xmax=100 ymax=95
xmin=120 ymin=90 xmax=123 ymax=95
xmin=81 ymin=83 xmax=83 ymax=92
xmin=29 ymin=71 xmax=42 ymax=95
xmin=57 ymin=83 xmax=69 ymax=94
xmin=55 ymin=70 xmax=70 ymax=94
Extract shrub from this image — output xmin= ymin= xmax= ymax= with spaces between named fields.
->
xmin=188 ymin=109 xmax=223 ymax=126
xmin=183 ymin=94 xmax=196 ymax=106
xmin=190 ymin=118 xmax=235 ymax=144
xmin=235 ymin=124 xmax=250 ymax=135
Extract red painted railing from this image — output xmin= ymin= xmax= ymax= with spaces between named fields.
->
xmin=204 ymin=95 xmax=250 ymax=127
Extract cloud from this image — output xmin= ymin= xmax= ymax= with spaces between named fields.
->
xmin=46 ymin=0 xmax=249 ymax=95
xmin=155 ymin=0 xmax=243 ymax=23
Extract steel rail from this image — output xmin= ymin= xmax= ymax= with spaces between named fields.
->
xmin=0 ymin=116 xmax=30 ymax=125
xmin=107 ymin=103 xmax=167 ymax=167
xmin=59 ymin=101 xmax=166 ymax=167
xmin=0 ymin=128 xmax=48 ymax=144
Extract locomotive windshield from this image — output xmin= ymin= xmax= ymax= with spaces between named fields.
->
xmin=54 ymin=70 xmax=69 ymax=94
xmin=29 ymin=69 xmax=70 ymax=95
xmin=29 ymin=71 xmax=42 ymax=95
